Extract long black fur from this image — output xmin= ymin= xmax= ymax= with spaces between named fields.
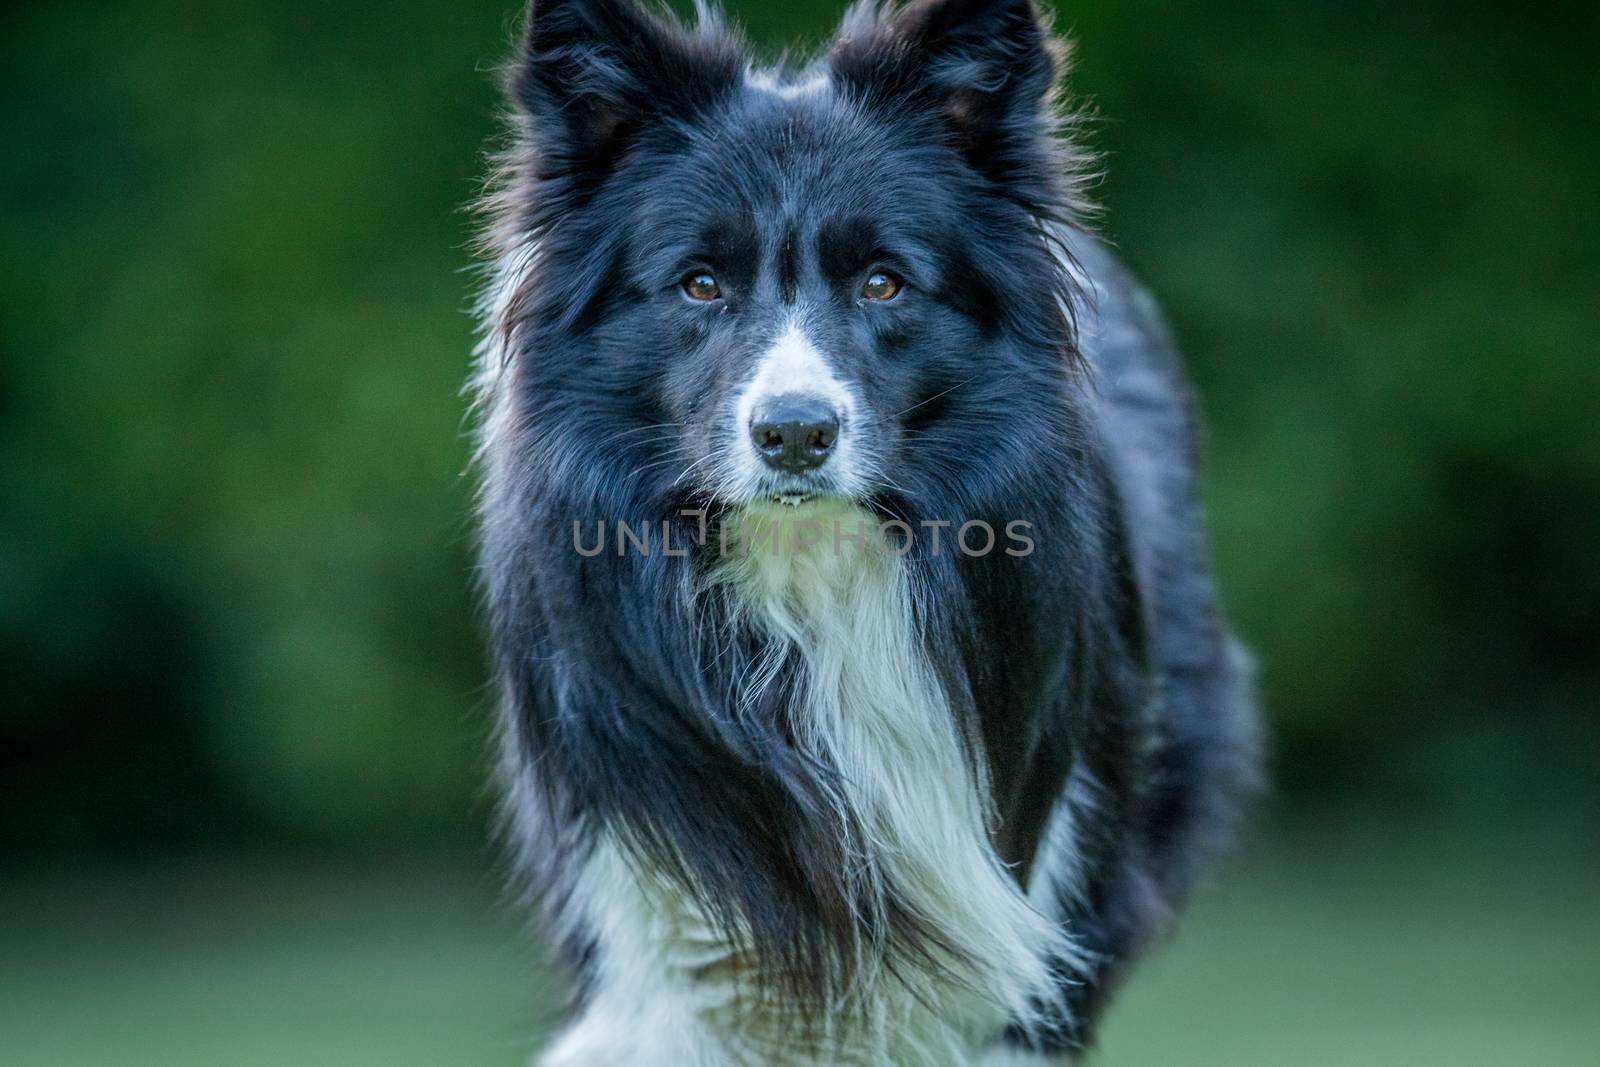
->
xmin=475 ymin=0 xmax=1260 ymax=1055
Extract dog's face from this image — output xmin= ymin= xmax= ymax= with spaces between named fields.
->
xmin=502 ymin=0 xmax=1085 ymax=518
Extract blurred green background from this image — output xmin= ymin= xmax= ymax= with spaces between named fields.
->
xmin=3 ymin=0 xmax=1597 ymax=1063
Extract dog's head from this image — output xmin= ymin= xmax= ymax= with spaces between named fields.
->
xmin=486 ymin=0 xmax=1092 ymax=520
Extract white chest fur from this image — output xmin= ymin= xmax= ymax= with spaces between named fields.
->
xmin=541 ymin=507 xmax=1076 ymax=1067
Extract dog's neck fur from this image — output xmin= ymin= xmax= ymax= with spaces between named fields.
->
xmin=541 ymin=506 xmax=1077 ymax=1066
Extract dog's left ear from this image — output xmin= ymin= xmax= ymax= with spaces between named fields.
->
xmin=829 ymin=0 xmax=1067 ymax=190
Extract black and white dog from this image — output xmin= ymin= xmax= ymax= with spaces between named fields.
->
xmin=473 ymin=0 xmax=1260 ymax=1062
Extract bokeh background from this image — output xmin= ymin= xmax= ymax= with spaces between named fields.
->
xmin=4 ymin=0 xmax=1597 ymax=1063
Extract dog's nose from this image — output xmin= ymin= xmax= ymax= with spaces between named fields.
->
xmin=749 ymin=395 xmax=840 ymax=471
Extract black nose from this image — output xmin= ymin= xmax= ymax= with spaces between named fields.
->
xmin=749 ymin=395 xmax=841 ymax=471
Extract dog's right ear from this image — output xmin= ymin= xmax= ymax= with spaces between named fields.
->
xmin=511 ymin=0 xmax=742 ymax=179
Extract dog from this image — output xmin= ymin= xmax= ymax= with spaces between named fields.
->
xmin=472 ymin=0 xmax=1261 ymax=1062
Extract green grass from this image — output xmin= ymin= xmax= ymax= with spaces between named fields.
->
xmin=4 ymin=826 xmax=1597 ymax=1065
xmin=0 ymin=856 xmax=547 ymax=1066
xmin=1095 ymin=824 xmax=1600 ymax=1066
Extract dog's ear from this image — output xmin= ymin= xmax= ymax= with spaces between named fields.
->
xmin=511 ymin=0 xmax=742 ymax=179
xmin=829 ymin=0 xmax=1067 ymax=188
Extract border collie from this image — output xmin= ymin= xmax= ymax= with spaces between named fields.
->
xmin=472 ymin=1 xmax=1261 ymax=1062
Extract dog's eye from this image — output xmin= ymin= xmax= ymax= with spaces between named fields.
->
xmin=682 ymin=272 xmax=722 ymax=302
xmin=861 ymin=271 xmax=903 ymax=302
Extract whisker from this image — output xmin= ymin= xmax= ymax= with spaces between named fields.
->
xmin=612 ymin=420 xmax=690 ymax=439
xmin=890 ymin=374 xmax=981 ymax=420
xmin=670 ymin=451 xmax=722 ymax=490
xmin=622 ymin=446 xmax=696 ymax=486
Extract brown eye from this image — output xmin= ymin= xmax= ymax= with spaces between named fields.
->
xmin=682 ymin=272 xmax=721 ymax=302
xmin=861 ymin=271 xmax=903 ymax=302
